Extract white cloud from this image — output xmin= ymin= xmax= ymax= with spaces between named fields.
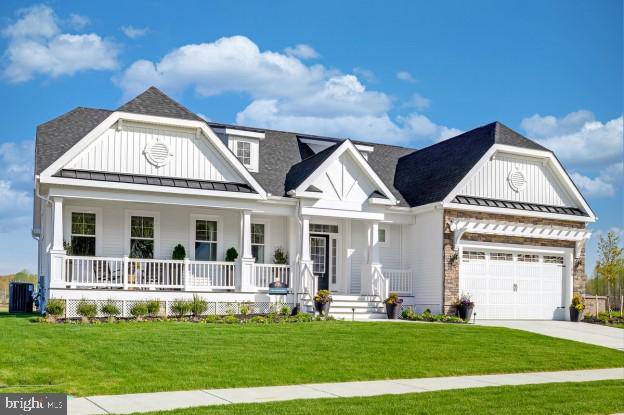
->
xmin=66 ymin=14 xmax=90 ymax=30
xmin=117 ymin=35 xmax=459 ymax=145
xmin=2 ymin=5 xmax=118 ymax=83
xmin=396 ymin=71 xmax=416 ymax=83
xmin=121 ymin=25 xmax=149 ymax=39
xmin=403 ymin=93 xmax=431 ymax=110
xmin=284 ymin=43 xmax=319 ymax=59
xmin=521 ymin=110 xmax=623 ymax=167
xmin=570 ymin=162 xmax=622 ymax=198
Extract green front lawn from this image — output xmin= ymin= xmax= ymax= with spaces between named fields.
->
xmin=132 ymin=380 xmax=624 ymax=415
xmin=0 ymin=314 xmax=622 ymax=397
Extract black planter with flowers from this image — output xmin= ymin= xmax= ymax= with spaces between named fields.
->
xmin=385 ymin=293 xmax=403 ymax=319
xmin=314 ymin=290 xmax=332 ymax=316
xmin=454 ymin=293 xmax=475 ymax=322
xmin=569 ymin=294 xmax=585 ymax=322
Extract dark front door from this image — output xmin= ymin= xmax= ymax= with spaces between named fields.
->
xmin=310 ymin=234 xmax=329 ymax=290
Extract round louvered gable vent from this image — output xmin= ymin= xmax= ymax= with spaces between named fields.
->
xmin=507 ymin=169 xmax=526 ymax=192
xmin=144 ymin=141 xmax=172 ymax=167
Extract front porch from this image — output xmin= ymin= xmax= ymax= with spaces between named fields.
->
xmin=41 ymin=195 xmax=415 ymax=310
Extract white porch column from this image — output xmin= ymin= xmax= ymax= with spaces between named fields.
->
xmin=50 ymin=197 xmax=66 ymax=288
xmin=236 ymin=209 xmax=254 ymax=292
xmin=299 ymin=215 xmax=315 ymax=298
xmin=361 ymin=221 xmax=383 ymax=296
xmin=287 ymin=215 xmax=300 ymax=295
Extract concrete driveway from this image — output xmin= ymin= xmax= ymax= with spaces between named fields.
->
xmin=477 ymin=320 xmax=624 ymax=351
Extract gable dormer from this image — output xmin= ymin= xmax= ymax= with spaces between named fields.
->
xmin=212 ymin=126 xmax=265 ymax=173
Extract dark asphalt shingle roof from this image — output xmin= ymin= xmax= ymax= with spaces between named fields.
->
xmin=394 ymin=122 xmax=548 ymax=207
xmin=36 ymin=107 xmax=113 ymax=174
xmin=37 ymin=87 xmax=583 ymax=213
xmin=117 ymin=86 xmax=204 ymax=121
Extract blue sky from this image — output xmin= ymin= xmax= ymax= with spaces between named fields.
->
xmin=0 ymin=0 xmax=621 ymax=275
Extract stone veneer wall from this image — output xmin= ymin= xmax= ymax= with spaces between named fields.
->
xmin=442 ymin=209 xmax=587 ymax=314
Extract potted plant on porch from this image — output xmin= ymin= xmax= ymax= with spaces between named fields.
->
xmin=314 ymin=289 xmax=332 ymax=315
xmin=384 ymin=293 xmax=403 ymax=319
xmin=570 ymin=294 xmax=585 ymax=322
xmin=454 ymin=292 xmax=475 ymax=322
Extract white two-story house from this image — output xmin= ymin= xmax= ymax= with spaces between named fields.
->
xmin=32 ymin=87 xmax=594 ymax=319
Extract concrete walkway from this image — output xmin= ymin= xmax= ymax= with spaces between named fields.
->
xmin=477 ymin=320 xmax=624 ymax=351
xmin=68 ymin=368 xmax=624 ymax=415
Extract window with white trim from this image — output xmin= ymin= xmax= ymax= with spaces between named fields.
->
xmin=71 ymin=212 xmax=96 ymax=256
xmin=130 ymin=216 xmax=154 ymax=259
xmin=543 ymin=255 xmax=564 ymax=264
xmin=195 ymin=220 xmax=218 ymax=261
xmin=378 ymin=226 xmax=389 ymax=247
xmin=517 ymin=254 xmax=539 ymax=262
xmin=463 ymin=251 xmax=486 ymax=261
xmin=251 ymin=223 xmax=265 ymax=263
xmin=236 ymin=141 xmax=251 ymax=166
xmin=490 ymin=252 xmax=512 ymax=261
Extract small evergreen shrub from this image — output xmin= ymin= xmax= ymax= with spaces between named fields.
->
xmin=130 ymin=302 xmax=148 ymax=320
xmin=45 ymin=298 xmax=65 ymax=319
xmin=223 ymin=315 xmax=238 ymax=324
xmin=76 ymin=299 xmax=97 ymax=321
xmin=287 ymin=313 xmax=313 ymax=323
xmin=250 ymin=315 xmax=268 ymax=324
xmin=280 ymin=304 xmax=291 ymax=317
xmin=146 ymin=300 xmax=161 ymax=317
xmin=239 ymin=302 xmax=252 ymax=316
xmin=171 ymin=299 xmax=192 ymax=318
xmin=203 ymin=314 xmax=221 ymax=323
xmin=225 ymin=247 xmax=238 ymax=262
xmin=172 ymin=244 xmax=186 ymax=260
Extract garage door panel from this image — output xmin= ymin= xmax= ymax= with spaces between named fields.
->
xmin=459 ymin=248 xmax=566 ymax=320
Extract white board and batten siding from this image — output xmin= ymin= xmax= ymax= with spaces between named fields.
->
xmin=309 ymin=152 xmax=379 ymax=211
xmin=460 ymin=153 xmax=576 ymax=207
xmin=66 ymin=121 xmax=244 ymax=183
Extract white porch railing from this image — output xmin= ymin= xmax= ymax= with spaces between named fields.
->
xmin=252 ymin=264 xmax=291 ymax=290
xmin=371 ymin=265 xmax=389 ymax=300
xmin=63 ymin=256 xmax=291 ymax=292
xmin=384 ymin=269 xmax=413 ymax=295
xmin=187 ymin=261 xmax=236 ymax=290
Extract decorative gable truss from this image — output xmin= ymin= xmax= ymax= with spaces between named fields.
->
xmin=39 ymin=112 xmax=267 ymax=199
xmin=290 ymin=140 xmax=397 ymax=208
xmin=443 ymin=144 xmax=596 ymax=222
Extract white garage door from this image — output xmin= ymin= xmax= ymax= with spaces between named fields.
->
xmin=459 ymin=248 xmax=566 ymax=320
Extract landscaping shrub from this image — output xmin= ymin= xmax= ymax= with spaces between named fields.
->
xmin=203 ymin=314 xmax=221 ymax=323
xmin=45 ymin=298 xmax=65 ymax=319
xmin=225 ymin=247 xmax=238 ymax=262
xmin=239 ymin=302 xmax=252 ymax=316
xmin=76 ymin=299 xmax=97 ymax=321
xmin=280 ymin=304 xmax=291 ymax=317
xmin=146 ymin=300 xmax=161 ymax=317
xmin=100 ymin=300 xmax=120 ymax=320
xmin=190 ymin=294 xmax=208 ymax=317
xmin=130 ymin=302 xmax=148 ymax=320
xmin=171 ymin=299 xmax=192 ymax=318
xmin=223 ymin=315 xmax=238 ymax=324
xmin=402 ymin=309 xmax=465 ymax=323
xmin=249 ymin=315 xmax=267 ymax=324
xmin=287 ymin=313 xmax=313 ymax=323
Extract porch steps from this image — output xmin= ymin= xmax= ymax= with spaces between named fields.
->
xmin=302 ymin=294 xmax=387 ymax=320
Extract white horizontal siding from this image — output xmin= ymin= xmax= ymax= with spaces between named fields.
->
xmin=62 ymin=200 xmax=287 ymax=262
xmin=460 ymin=154 xmax=575 ymax=207
xmin=409 ymin=209 xmax=443 ymax=313
xmin=67 ymin=121 xmax=243 ymax=182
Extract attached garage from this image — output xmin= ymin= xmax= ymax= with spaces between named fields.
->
xmin=458 ymin=245 xmax=571 ymax=320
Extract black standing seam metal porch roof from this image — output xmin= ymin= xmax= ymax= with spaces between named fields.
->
xmin=55 ymin=169 xmax=257 ymax=193
xmin=452 ymin=195 xmax=587 ymax=216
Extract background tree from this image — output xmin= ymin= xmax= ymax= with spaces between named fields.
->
xmin=594 ymin=231 xmax=624 ymax=315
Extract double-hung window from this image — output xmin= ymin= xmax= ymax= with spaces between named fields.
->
xmin=130 ymin=216 xmax=154 ymax=259
xmin=195 ymin=220 xmax=218 ymax=261
xmin=236 ymin=141 xmax=251 ymax=166
xmin=71 ymin=212 xmax=96 ymax=256
xmin=251 ymin=224 xmax=265 ymax=263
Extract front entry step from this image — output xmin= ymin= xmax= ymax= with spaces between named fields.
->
xmin=302 ymin=294 xmax=387 ymax=320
